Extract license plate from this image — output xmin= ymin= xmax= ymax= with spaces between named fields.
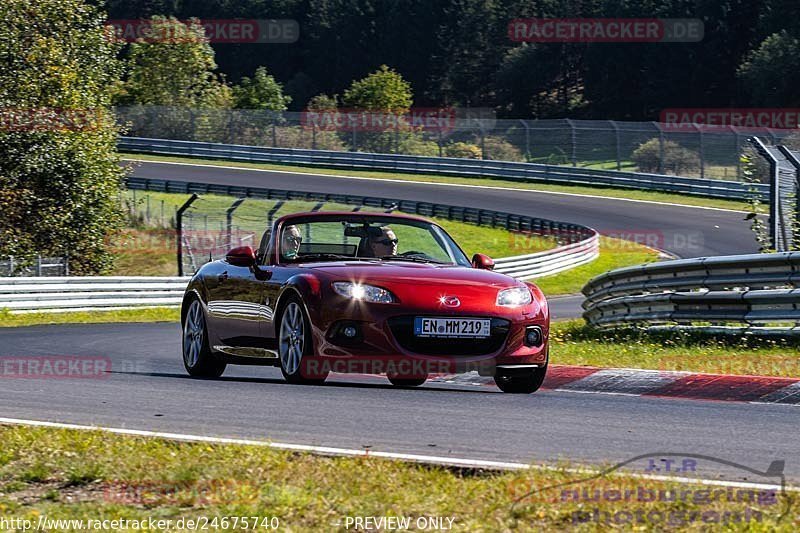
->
xmin=413 ymin=317 xmax=491 ymax=338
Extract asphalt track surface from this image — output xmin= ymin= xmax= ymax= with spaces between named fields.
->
xmin=2 ymin=162 xmax=786 ymax=485
xmin=2 ymin=322 xmax=798 ymax=484
xmin=130 ymin=159 xmax=758 ymax=259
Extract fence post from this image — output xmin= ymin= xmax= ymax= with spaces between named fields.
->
xmin=520 ymin=119 xmax=530 ymax=160
xmin=610 ymin=120 xmax=621 ymax=170
xmin=733 ymin=127 xmax=742 ymax=180
xmin=311 ymin=124 xmax=317 ymax=150
xmin=176 ymin=194 xmax=199 ymax=277
xmin=566 ymin=118 xmax=577 ymax=166
xmin=695 ymin=124 xmax=705 ymax=179
xmin=36 ymin=255 xmax=42 ymax=277
xmin=267 ymin=200 xmax=285 ymax=227
xmin=655 ymin=122 xmax=665 ymax=174
xmin=478 ymin=120 xmax=486 ymax=159
xmin=64 ymin=253 xmax=69 ymax=276
xmin=748 ymin=137 xmax=782 ymax=251
xmin=226 ymin=198 xmax=246 ymax=250
xmin=272 ymin=122 xmax=277 ymax=147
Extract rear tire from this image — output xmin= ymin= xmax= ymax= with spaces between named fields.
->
xmin=387 ymin=375 xmax=427 ymax=387
xmin=278 ymin=296 xmax=328 ymax=385
xmin=182 ymin=298 xmax=226 ymax=378
xmin=494 ymin=364 xmax=547 ymax=394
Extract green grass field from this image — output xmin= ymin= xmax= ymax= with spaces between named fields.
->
xmin=123 ymin=154 xmax=757 ymax=212
xmin=551 ymin=320 xmax=800 ymax=378
xmin=0 ymin=424 xmax=794 ymax=531
xmin=0 ymin=308 xmax=180 ymax=328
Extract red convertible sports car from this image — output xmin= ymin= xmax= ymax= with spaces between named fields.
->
xmin=181 ymin=211 xmax=549 ymax=393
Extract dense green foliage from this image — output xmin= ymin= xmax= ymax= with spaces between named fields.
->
xmin=114 ymin=16 xmax=232 ymax=108
xmin=1 ymin=0 xmax=125 ymax=274
xmin=104 ymin=0 xmax=800 ymax=118
xmin=342 ymin=65 xmax=412 ymax=113
xmin=233 ymin=66 xmax=291 ymax=111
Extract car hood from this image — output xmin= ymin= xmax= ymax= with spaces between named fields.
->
xmin=303 ymin=260 xmax=518 ymax=288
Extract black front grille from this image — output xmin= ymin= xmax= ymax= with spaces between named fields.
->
xmin=387 ymin=316 xmax=510 ymax=356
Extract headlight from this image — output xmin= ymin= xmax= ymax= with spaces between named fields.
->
xmin=496 ymin=286 xmax=532 ymax=307
xmin=333 ymin=282 xmax=395 ymax=303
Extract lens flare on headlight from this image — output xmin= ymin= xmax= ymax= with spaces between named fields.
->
xmin=496 ymin=286 xmax=532 ymax=307
xmin=333 ymin=282 xmax=395 ymax=303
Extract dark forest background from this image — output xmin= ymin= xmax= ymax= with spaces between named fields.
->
xmin=102 ymin=0 xmax=800 ymax=119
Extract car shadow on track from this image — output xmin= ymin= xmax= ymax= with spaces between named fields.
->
xmin=108 ymin=370 xmax=498 ymax=394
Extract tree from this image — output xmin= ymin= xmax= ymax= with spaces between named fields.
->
xmin=0 ymin=0 xmax=125 ymax=274
xmin=340 ymin=66 xmax=415 ymax=153
xmin=632 ymin=139 xmax=701 ymax=175
xmin=233 ymin=67 xmax=291 ymax=111
xmin=116 ymin=16 xmax=232 ymax=109
xmin=342 ymin=65 xmax=412 ymax=112
xmin=738 ymin=31 xmax=800 ymax=107
xmin=307 ymin=93 xmax=339 ymax=111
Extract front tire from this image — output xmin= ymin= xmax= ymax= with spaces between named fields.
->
xmin=182 ymin=298 xmax=226 ymax=378
xmin=494 ymin=364 xmax=547 ymax=394
xmin=278 ymin=297 xmax=328 ymax=384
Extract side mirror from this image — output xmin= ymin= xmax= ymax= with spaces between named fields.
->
xmin=226 ymin=246 xmax=257 ymax=267
xmin=472 ymin=253 xmax=495 ymax=270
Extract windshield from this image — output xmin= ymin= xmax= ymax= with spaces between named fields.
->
xmin=276 ymin=216 xmax=470 ymax=266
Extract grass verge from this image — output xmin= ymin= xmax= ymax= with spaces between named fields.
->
xmin=535 ymin=236 xmax=659 ymax=296
xmin=0 ymin=425 xmax=794 ymax=531
xmin=0 ymin=308 xmax=180 ymax=328
xmin=123 ymin=153 xmax=756 ymax=212
xmin=551 ymin=320 xmax=800 ymax=378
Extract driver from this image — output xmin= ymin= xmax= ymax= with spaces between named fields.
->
xmin=368 ymin=226 xmax=398 ymax=257
xmin=281 ymin=225 xmax=302 ymax=259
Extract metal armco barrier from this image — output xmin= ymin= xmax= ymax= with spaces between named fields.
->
xmin=118 ymin=137 xmax=768 ymax=201
xmin=125 ymin=176 xmax=599 ymax=283
xmin=0 ymin=277 xmax=189 ymax=313
xmin=582 ymin=252 xmax=800 ymax=331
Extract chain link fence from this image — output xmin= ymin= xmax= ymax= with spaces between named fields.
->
xmin=116 ymin=106 xmax=797 ymax=181
xmin=0 ymin=256 xmax=69 ymax=277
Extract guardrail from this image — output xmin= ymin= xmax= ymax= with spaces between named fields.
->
xmin=119 ymin=137 xmax=768 ymax=201
xmin=126 ymin=176 xmax=599 ymax=282
xmin=0 ymin=277 xmax=189 ymax=313
xmin=582 ymin=252 xmax=800 ymax=332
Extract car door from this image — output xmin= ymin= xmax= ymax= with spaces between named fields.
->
xmin=258 ymin=264 xmax=296 ymax=340
xmin=205 ymin=260 xmax=264 ymax=346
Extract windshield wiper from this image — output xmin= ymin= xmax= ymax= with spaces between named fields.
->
xmin=379 ymin=255 xmax=450 ymax=265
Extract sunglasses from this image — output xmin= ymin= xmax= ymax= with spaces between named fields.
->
xmin=375 ymin=238 xmax=398 ymax=246
xmin=284 ymin=235 xmax=302 ymax=244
